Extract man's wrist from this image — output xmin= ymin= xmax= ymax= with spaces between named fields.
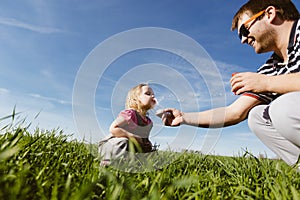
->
xmin=265 ymin=75 xmax=272 ymax=92
xmin=180 ymin=111 xmax=185 ymax=125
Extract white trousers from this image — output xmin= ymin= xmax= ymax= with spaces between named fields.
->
xmin=248 ymin=92 xmax=300 ymax=166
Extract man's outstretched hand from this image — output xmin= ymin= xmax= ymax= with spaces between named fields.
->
xmin=160 ymin=108 xmax=183 ymax=126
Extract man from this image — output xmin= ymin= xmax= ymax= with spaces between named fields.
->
xmin=162 ymin=0 xmax=300 ymax=168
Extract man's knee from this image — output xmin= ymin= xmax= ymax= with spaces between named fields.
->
xmin=269 ymin=92 xmax=300 ymax=135
xmin=248 ymin=105 xmax=268 ymax=134
xmin=269 ymin=92 xmax=299 ymax=115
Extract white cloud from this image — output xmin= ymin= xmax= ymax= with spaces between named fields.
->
xmin=0 ymin=17 xmax=63 ymax=34
xmin=0 ymin=88 xmax=9 ymax=94
xmin=0 ymin=90 xmax=76 ymax=136
xmin=29 ymin=93 xmax=71 ymax=105
xmin=40 ymin=69 xmax=53 ymax=79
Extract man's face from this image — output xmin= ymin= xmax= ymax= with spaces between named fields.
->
xmin=237 ymin=11 xmax=274 ymax=54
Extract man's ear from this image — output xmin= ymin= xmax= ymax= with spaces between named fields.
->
xmin=265 ymin=6 xmax=278 ymax=23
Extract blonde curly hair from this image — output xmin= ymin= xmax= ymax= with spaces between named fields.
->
xmin=125 ymin=83 xmax=152 ymax=116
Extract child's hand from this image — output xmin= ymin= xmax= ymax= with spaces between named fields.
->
xmin=141 ymin=138 xmax=152 ymax=152
xmin=129 ymin=136 xmax=152 ymax=152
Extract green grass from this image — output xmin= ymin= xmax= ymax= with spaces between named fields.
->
xmin=1 ymin=114 xmax=300 ymax=199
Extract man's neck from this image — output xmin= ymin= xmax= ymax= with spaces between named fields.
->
xmin=274 ymin=20 xmax=296 ymax=63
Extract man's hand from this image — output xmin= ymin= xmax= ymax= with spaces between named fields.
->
xmin=161 ymin=108 xmax=183 ymax=126
xmin=230 ymin=72 xmax=268 ymax=95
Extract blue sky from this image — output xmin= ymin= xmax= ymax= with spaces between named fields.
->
xmin=1 ymin=0 xmax=299 ymax=158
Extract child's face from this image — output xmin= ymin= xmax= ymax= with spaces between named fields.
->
xmin=139 ymin=85 xmax=156 ymax=109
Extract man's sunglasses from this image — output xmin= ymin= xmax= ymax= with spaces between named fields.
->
xmin=238 ymin=10 xmax=265 ymax=40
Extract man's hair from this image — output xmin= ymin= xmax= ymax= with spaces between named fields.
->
xmin=231 ymin=0 xmax=300 ymax=31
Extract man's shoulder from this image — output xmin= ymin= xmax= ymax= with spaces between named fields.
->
xmin=295 ymin=19 xmax=300 ymax=32
xmin=256 ymin=54 xmax=280 ymax=74
xmin=257 ymin=19 xmax=300 ymax=75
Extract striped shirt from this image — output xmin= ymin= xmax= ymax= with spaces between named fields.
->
xmin=244 ymin=19 xmax=300 ymax=104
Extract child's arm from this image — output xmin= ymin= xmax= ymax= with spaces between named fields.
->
xmin=109 ymin=116 xmax=142 ymax=143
